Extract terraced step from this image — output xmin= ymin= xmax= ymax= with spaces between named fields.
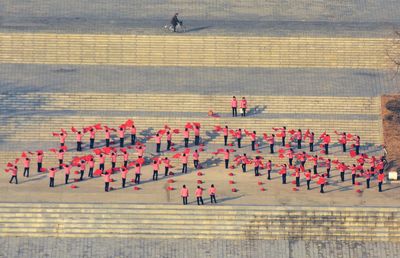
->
xmin=0 ymin=33 xmax=392 ymax=68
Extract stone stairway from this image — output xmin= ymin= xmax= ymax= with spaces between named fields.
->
xmin=0 ymin=202 xmax=399 ymax=241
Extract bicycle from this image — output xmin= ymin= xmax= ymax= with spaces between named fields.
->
xmin=164 ymin=21 xmax=186 ymax=33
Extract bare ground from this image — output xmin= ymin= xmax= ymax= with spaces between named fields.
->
xmin=382 ymin=95 xmax=400 ymax=172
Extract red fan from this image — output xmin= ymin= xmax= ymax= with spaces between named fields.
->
xmin=52 ymin=132 xmax=60 ymax=137
xmin=172 ymin=153 xmax=181 ymax=159
xmin=257 ymin=181 xmax=263 ymax=185
xmin=197 ymin=180 xmax=203 ymax=184
xmin=197 ymin=172 xmax=203 ymax=176
xmin=185 ymin=123 xmax=193 ymax=129
xmin=292 ymin=188 xmax=298 ymax=191
xmin=193 ymin=122 xmax=201 ymax=128
xmin=133 ymin=186 xmax=140 ymax=191
xmin=173 ymin=129 xmax=180 ymax=134
xmin=356 ymin=189 xmax=363 ymax=193
xmin=167 ymin=179 xmax=175 ymax=183
xmin=260 ymin=188 xmax=266 ymax=191
xmin=167 ymin=186 xmax=174 ymax=191
xmin=214 ymin=125 xmax=222 ymax=132
xmin=231 ymin=188 xmax=237 ymax=192
xmin=94 ymin=123 xmax=103 ymax=130
xmin=70 ymin=185 xmax=78 ymax=189
xmin=229 ymin=180 xmax=235 ymax=184
xmin=125 ymin=119 xmax=134 ymax=127
xmin=94 ymin=169 xmax=103 ymax=176
xmin=71 ymin=126 xmax=77 ymax=133
xmin=228 ymin=173 xmax=234 ymax=176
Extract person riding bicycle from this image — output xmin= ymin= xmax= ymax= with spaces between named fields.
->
xmin=170 ymin=13 xmax=181 ymax=32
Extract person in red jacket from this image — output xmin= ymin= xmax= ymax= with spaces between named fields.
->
xmin=64 ymin=164 xmax=71 ymax=184
xmin=102 ymin=172 xmax=111 ymax=192
xmin=9 ymin=166 xmax=18 ymax=184
xmin=152 ymin=159 xmax=160 ymax=181
xmin=195 ymin=186 xmax=204 ymax=205
xmin=89 ymin=128 xmax=96 ymax=149
xmin=231 ymin=96 xmax=238 ymax=117
xmin=183 ymin=128 xmax=190 ymax=148
xmin=309 ymin=132 xmax=315 ymax=152
xmin=325 ymin=159 xmax=331 ymax=178
xmin=104 ymin=129 xmax=111 ymax=147
xmin=295 ymin=167 xmax=301 ymax=187
xmin=23 ymin=158 xmax=30 ymax=177
xmin=296 ymin=129 xmax=302 ymax=149
xmin=250 ymin=131 xmax=256 ymax=151
xmin=130 ymin=125 xmax=137 ymax=145
xmin=267 ymin=134 xmax=275 ymax=154
xmin=181 ymin=153 xmax=188 ymax=173
xmin=363 ymin=169 xmax=372 ymax=189
xmin=209 ymin=184 xmax=217 ymax=204
xmin=118 ymin=127 xmax=125 ymax=147
xmin=48 ymin=167 xmax=57 ymax=187
xmin=111 ymin=152 xmax=117 ymax=169
xmin=240 ymin=97 xmax=247 ymax=117
xmin=278 ymin=127 xmax=286 ymax=147
xmin=280 ymin=164 xmax=287 ymax=184
xmin=121 ymin=167 xmax=128 ymax=188
xmin=36 ymin=151 xmax=44 ymax=173
xmin=223 ymin=126 xmax=229 ymax=146
xmin=59 ymin=132 xmax=67 ymax=147
xmin=193 ymin=150 xmax=200 ymax=169
xmin=75 ymin=131 xmax=83 ymax=151
xmin=181 ymin=185 xmax=189 ymax=205
xmin=98 ymin=154 xmax=105 ymax=172
xmin=134 ymin=163 xmax=141 ymax=184
xmin=224 ymin=149 xmax=230 ymax=169
xmin=163 ymin=157 xmax=171 ymax=176
xmin=241 ymin=153 xmax=249 ymax=172
xmin=339 ymin=132 xmax=347 ymax=152
xmin=166 ymin=130 xmax=172 ymax=150
xmin=311 ymin=155 xmax=318 ymax=174
xmin=253 ymin=157 xmax=262 ymax=176
xmin=194 ymin=126 xmax=200 ymax=146
xmin=155 ymin=133 xmax=162 ymax=153
xmin=266 ymin=160 xmax=272 ymax=180
xmin=305 ymin=169 xmax=311 ymax=190
xmin=122 ymin=150 xmax=129 ymax=168
xmin=236 ymin=129 xmax=242 ymax=148
xmin=354 ymin=135 xmax=361 ymax=155
xmin=79 ymin=159 xmax=86 ymax=181
xmin=378 ymin=172 xmax=385 ymax=192
xmin=88 ymin=158 xmax=95 ymax=178
xmin=287 ymin=148 xmax=294 ymax=166
xmin=351 ymin=164 xmax=357 ymax=185
xmin=57 ymin=149 xmax=64 ymax=169
xmin=319 ymin=174 xmax=327 ymax=193
xmin=338 ymin=162 xmax=347 ymax=182
xmin=323 ymin=134 xmax=331 ymax=154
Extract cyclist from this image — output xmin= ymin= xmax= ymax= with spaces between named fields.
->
xmin=170 ymin=13 xmax=181 ymax=32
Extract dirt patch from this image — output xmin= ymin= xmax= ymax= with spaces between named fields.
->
xmin=381 ymin=95 xmax=400 ymax=172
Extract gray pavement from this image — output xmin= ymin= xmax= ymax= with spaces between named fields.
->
xmin=0 ymin=237 xmax=398 ymax=258
xmin=0 ymin=64 xmax=399 ymax=97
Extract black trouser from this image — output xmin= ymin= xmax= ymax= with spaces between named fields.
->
xmin=77 ymin=141 xmax=82 ymax=151
xmin=289 ymin=158 xmax=293 ymax=166
xmin=251 ymin=141 xmax=255 ymax=151
xmin=270 ymin=144 xmax=274 ymax=154
xmin=194 ymin=160 xmax=199 ymax=169
xmin=324 ymin=144 xmax=329 ymax=154
xmin=131 ymin=134 xmax=136 ymax=145
xmin=122 ymin=178 xmax=126 ymax=188
xmin=340 ymin=172 xmax=345 ymax=182
xmin=184 ymin=138 xmax=189 ymax=148
xmin=379 ymin=182 xmax=382 ymax=192
xmin=197 ymin=197 xmax=204 ymax=205
xmin=88 ymin=167 xmax=94 ymax=178
xmin=80 ymin=170 xmax=84 ymax=181
xmin=61 ymin=143 xmax=65 ymax=147
xmin=342 ymin=144 xmax=346 ymax=152
xmin=297 ymin=139 xmax=301 ymax=149
xmin=267 ymin=170 xmax=271 ymax=180
xmin=210 ymin=194 xmax=217 ymax=203
xmin=310 ymin=143 xmax=314 ymax=152
xmin=182 ymin=164 xmax=187 ymax=174
xmin=23 ymin=168 xmax=29 ymax=177
xmin=282 ymin=137 xmax=285 ymax=147
xmin=320 ymin=184 xmax=325 ymax=193
xmin=307 ymin=180 xmax=311 ymax=190
xmin=195 ymin=136 xmax=200 ymax=145
xmin=296 ymin=177 xmax=300 ymax=187
xmin=100 ymin=163 xmax=105 ymax=171
xmin=224 ymin=136 xmax=228 ymax=146
xmin=105 ymin=139 xmax=110 ymax=147
xmin=241 ymin=108 xmax=246 ymax=116
xmin=124 ymin=161 xmax=128 ymax=168
xmin=282 ymin=174 xmax=286 ymax=184
xmin=366 ymin=178 xmax=370 ymax=188
xmin=313 ymin=165 xmax=317 ymax=174
xmin=301 ymin=161 xmax=305 ymax=167
xmin=65 ymin=174 xmax=69 ymax=184
xmin=352 ymin=174 xmax=356 ymax=185
xmin=182 ymin=197 xmax=188 ymax=205
xmin=225 ymin=159 xmax=229 ymax=169
xmin=156 ymin=143 xmax=161 ymax=153
xmin=49 ymin=177 xmax=54 ymax=187
xmin=59 ymin=159 xmax=63 ymax=169
xmin=135 ymin=174 xmax=140 ymax=184
xmin=167 ymin=140 xmax=171 ymax=150
xmin=327 ymin=168 xmax=330 ymax=178
xmin=90 ymin=138 xmax=95 ymax=149
xmin=9 ymin=176 xmax=18 ymax=184
xmin=237 ymin=138 xmax=241 ymax=148
xmin=242 ymin=164 xmax=246 ymax=172
xmin=165 ymin=167 xmax=169 ymax=176
xmin=355 ymin=145 xmax=360 ymax=155
xmin=254 ymin=167 xmax=259 ymax=176
xmin=105 ymin=182 xmax=109 ymax=192
xmin=232 ymin=107 xmax=237 ymax=117
xmin=153 ymin=170 xmax=158 ymax=181
xmin=112 ymin=162 xmax=116 ymax=169
xmin=120 ymin=138 xmax=124 ymax=147
xmin=37 ymin=162 xmax=42 ymax=173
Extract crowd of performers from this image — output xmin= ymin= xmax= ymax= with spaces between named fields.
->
xmin=5 ymin=99 xmax=387 ymax=205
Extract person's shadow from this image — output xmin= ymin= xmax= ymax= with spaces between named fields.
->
xmin=186 ymin=25 xmax=212 ymax=33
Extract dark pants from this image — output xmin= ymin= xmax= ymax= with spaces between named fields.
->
xmin=310 ymin=143 xmax=314 ymax=152
xmin=241 ymin=108 xmax=246 ymax=116
xmin=165 ymin=167 xmax=169 ymax=176
xmin=270 ymin=144 xmax=274 ymax=154
xmin=301 ymin=161 xmax=305 ymax=167
xmin=340 ymin=172 xmax=345 ymax=182
xmin=156 ymin=143 xmax=161 ymax=153
xmin=124 ymin=161 xmax=128 ymax=168
xmin=167 ymin=140 xmax=171 ymax=150
xmin=80 ymin=170 xmax=84 ymax=181
xmin=366 ymin=178 xmax=370 ymax=188
xmin=355 ymin=145 xmax=360 ymax=155
xmin=135 ymin=174 xmax=140 ymax=184
xmin=197 ymin=197 xmax=204 ymax=205
xmin=65 ymin=174 xmax=69 ymax=184
xmin=282 ymin=174 xmax=286 ymax=184
xmin=194 ymin=160 xmax=199 ymax=169
xmin=251 ymin=141 xmax=255 ymax=151
xmin=9 ymin=176 xmax=18 ymax=184
xmin=182 ymin=164 xmax=187 ymax=174
xmin=232 ymin=107 xmax=237 ymax=117
xmin=307 ymin=180 xmax=310 ymax=190
xmin=289 ymin=158 xmax=293 ymax=166
xmin=242 ymin=164 xmax=246 ymax=172
xmin=184 ymin=138 xmax=189 ymax=148
xmin=224 ymin=136 xmax=228 ymax=146
xmin=49 ymin=177 xmax=55 ymax=187
xmin=313 ymin=165 xmax=317 ymax=174
xmin=296 ymin=177 xmax=300 ymax=187
xmin=254 ymin=167 xmax=259 ymax=176
xmin=59 ymin=159 xmax=63 ymax=169
xmin=237 ymin=138 xmax=241 ymax=148
xmin=320 ymin=184 xmax=325 ymax=193
xmin=122 ymin=178 xmax=126 ymax=188
xmin=153 ymin=170 xmax=158 ymax=181
xmin=23 ymin=168 xmax=29 ymax=177
xmin=225 ymin=159 xmax=229 ymax=169
xmin=88 ymin=167 xmax=94 ymax=178
xmin=112 ymin=162 xmax=116 ymax=169
xmin=131 ymin=134 xmax=136 ymax=145
xmin=37 ymin=162 xmax=42 ymax=173
xmin=182 ymin=197 xmax=188 ymax=205
xmin=352 ymin=174 xmax=356 ymax=185
xmin=210 ymin=195 xmax=217 ymax=204
xmin=297 ymin=139 xmax=301 ymax=149
xmin=195 ymin=136 xmax=200 ymax=145
xmin=90 ymin=138 xmax=95 ymax=149
xmin=282 ymin=137 xmax=285 ymax=147
xmin=77 ymin=141 xmax=82 ymax=151
xmin=267 ymin=170 xmax=271 ymax=180
xmin=324 ymin=144 xmax=329 ymax=154
xmin=342 ymin=144 xmax=346 ymax=152
xmin=327 ymin=168 xmax=330 ymax=178
xmin=105 ymin=182 xmax=109 ymax=192
xmin=60 ymin=143 xmax=65 ymax=147
xmin=379 ymin=182 xmax=382 ymax=192
xmin=120 ymin=138 xmax=124 ymax=147
xmin=100 ymin=163 xmax=105 ymax=171
xmin=105 ymin=139 xmax=110 ymax=147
